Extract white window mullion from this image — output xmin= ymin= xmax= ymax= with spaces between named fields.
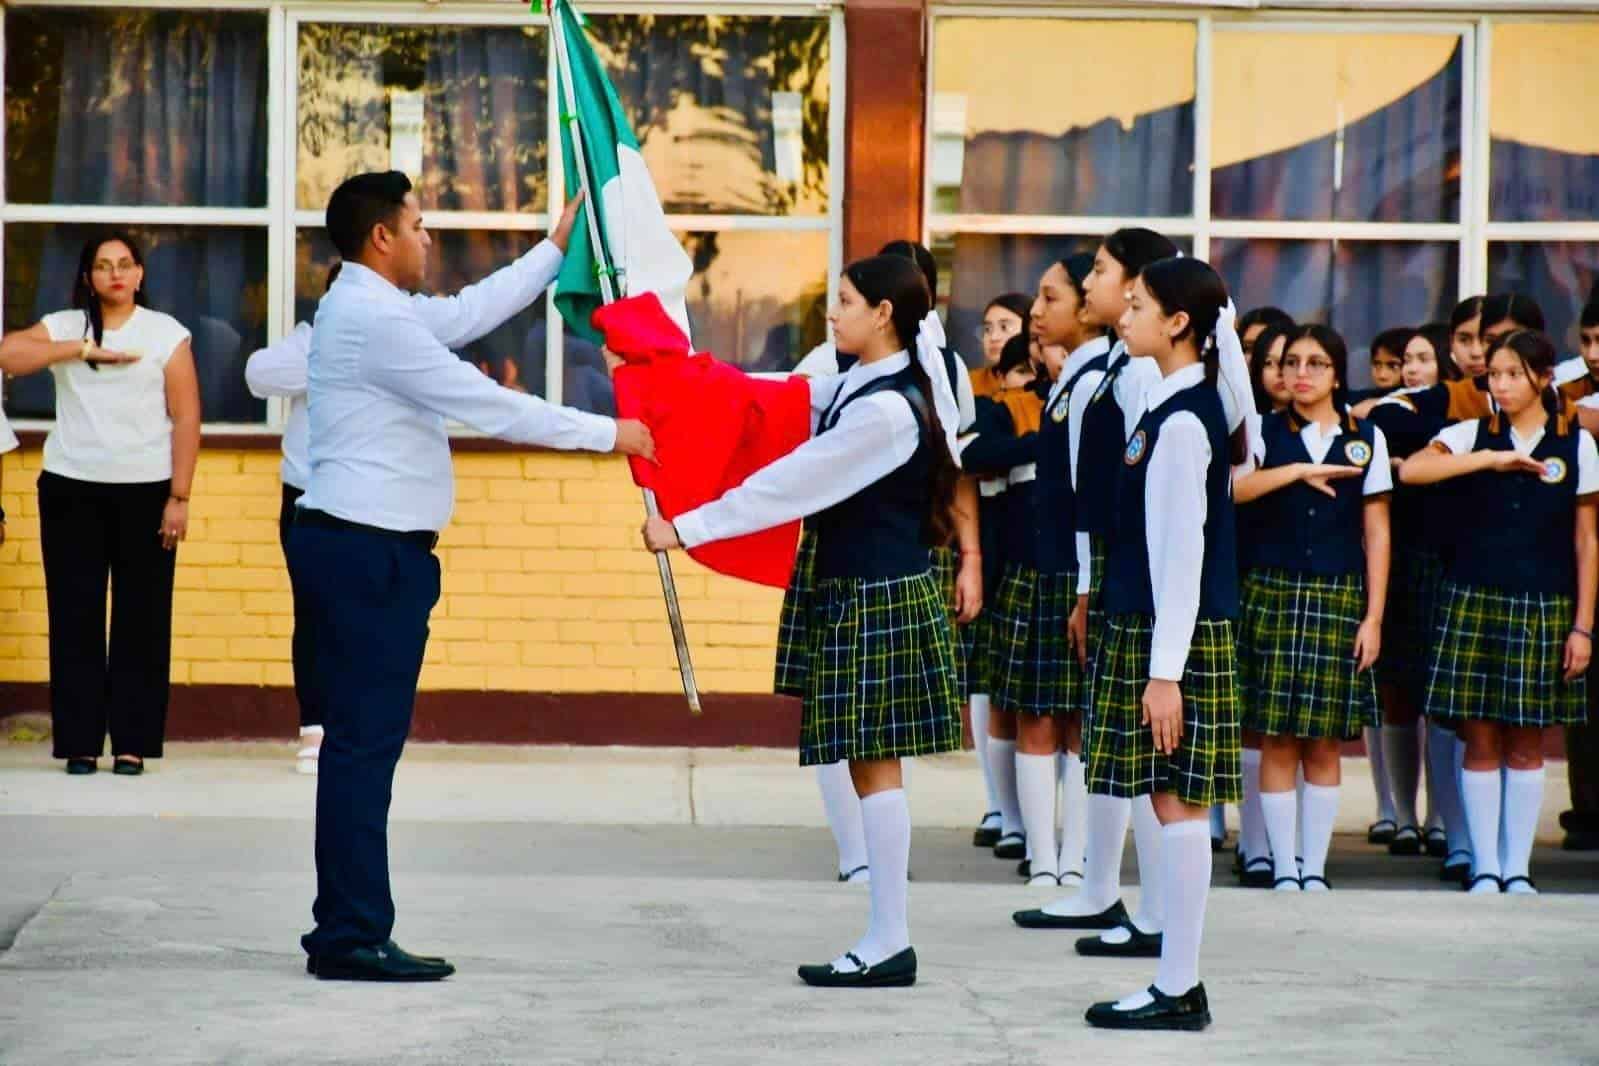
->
xmin=1470 ymin=16 xmax=1493 ymax=295
xmin=928 ymin=215 xmax=1201 ymax=238
xmin=1192 ymin=14 xmax=1213 ymax=263
xmin=0 ymin=204 xmax=271 ymax=226
xmin=1207 ymin=220 xmax=1463 ymax=242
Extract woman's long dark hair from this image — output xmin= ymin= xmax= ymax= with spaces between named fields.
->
xmin=1283 ymin=323 xmax=1353 ymax=418
xmin=985 ymin=291 xmax=1031 ymax=323
xmin=842 ymin=254 xmax=960 ymax=547
xmin=73 ymin=230 xmax=148 ymax=345
xmin=1137 ymin=256 xmax=1247 ymax=463
xmin=1414 ymin=322 xmax=1462 ymax=382
xmin=1248 ymin=320 xmax=1295 ymax=413
xmin=1481 ymin=292 xmax=1546 ymax=335
xmin=1450 ymin=295 xmax=1485 ymax=334
xmin=1487 ymin=329 xmax=1564 ymax=426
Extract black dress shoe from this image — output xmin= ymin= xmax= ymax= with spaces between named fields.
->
xmin=1075 ymin=922 xmax=1162 ymax=958
xmin=1016 ymin=859 xmax=1030 ymax=878
xmin=65 ymin=758 xmax=97 ymax=775
xmin=1085 ymin=983 xmax=1211 ymax=1031
xmin=308 ymin=941 xmax=454 ymax=982
xmin=1366 ymin=819 xmax=1398 ymax=845
xmin=972 ymin=814 xmax=1002 ymax=848
xmin=1440 ymin=851 xmax=1472 ymax=885
xmin=1012 ymin=899 xmax=1128 ymax=930
xmin=1562 ymin=827 xmax=1599 ymax=851
xmin=1425 ymin=827 xmax=1448 ymax=857
xmin=112 ymin=758 xmax=144 ymax=777
xmin=1387 ymin=826 xmax=1422 ymax=856
xmin=993 ymin=833 xmax=1026 ymax=860
xmin=1238 ymin=859 xmax=1275 ymax=889
xmin=797 ymin=946 xmax=916 ymax=988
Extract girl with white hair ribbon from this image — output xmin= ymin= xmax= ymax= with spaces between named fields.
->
xmin=643 ymin=253 xmax=968 ymax=988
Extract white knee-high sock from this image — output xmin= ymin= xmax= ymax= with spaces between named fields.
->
xmin=1422 ymin=719 xmax=1441 ymax=831
xmin=1299 ymin=783 xmax=1340 ymax=881
xmin=988 ymin=738 xmax=1021 ymax=838
xmin=1016 ymin=752 xmax=1059 ymax=877
xmin=1366 ymin=726 xmax=1395 ymax=823
xmin=1429 ymin=722 xmax=1467 ymax=858
xmin=1454 ymin=736 xmax=1474 ymax=864
xmin=1153 ymin=819 xmax=1212 ymax=998
xmin=1460 ymin=768 xmax=1503 ymax=882
xmin=1261 ymin=789 xmax=1299 ymax=883
xmin=816 ymin=761 xmax=867 ymax=877
xmin=1503 ymin=767 xmax=1541 ymax=882
xmin=1240 ymin=748 xmax=1269 ymax=862
xmin=1295 ymin=767 xmax=1306 ymax=861
xmin=970 ymin=695 xmax=1000 ymax=816
xmin=847 ymin=788 xmax=911 ymax=967
xmin=1502 ymin=766 xmax=1544 ymax=883
xmin=1128 ymin=794 xmax=1164 ymax=932
xmin=1059 ymin=753 xmax=1087 ymax=876
xmin=1382 ymin=725 xmax=1421 ymax=829
xmin=1042 ymin=794 xmax=1130 ymax=917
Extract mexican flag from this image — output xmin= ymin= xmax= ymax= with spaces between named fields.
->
xmin=549 ymin=0 xmax=693 ymax=344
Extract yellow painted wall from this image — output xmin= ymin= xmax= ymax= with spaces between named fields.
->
xmin=0 ymin=446 xmax=784 ymax=693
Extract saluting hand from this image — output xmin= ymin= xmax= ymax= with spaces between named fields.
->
xmin=1298 ymin=462 xmax=1363 ymax=498
xmin=1488 ymin=451 xmax=1547 ymax=478
xmin=85 ymin=347 xmax=140 ymax=366
xmin=641 ymin=515 xmax=680 ymax=552
xmin=1142 ymin=679 xmax=1184 ymax=756
xmin=612 ymin=418 xmax=656 ymax=463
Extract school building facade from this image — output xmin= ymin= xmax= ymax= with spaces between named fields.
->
xmin=0 ymin=0 xmax=1595 ymax=743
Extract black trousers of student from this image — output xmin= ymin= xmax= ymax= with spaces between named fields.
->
xmin=38 ymin=471 xmax=176 ymax=759
xmin=277 ymin=484 xmax=322 ymax=730
xmin=287 ymin=516 xmax=439 ymax=957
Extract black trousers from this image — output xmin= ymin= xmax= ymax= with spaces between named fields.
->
xmin=288 ymin=521 xmax=439 ymax=956
xmin=1566 ymin=656 xmax=1599 ymax=831
xmin=38 ymin=471 xmax=176 ymax=759
xmin=277 ymin=484 xmax=321 ymax=730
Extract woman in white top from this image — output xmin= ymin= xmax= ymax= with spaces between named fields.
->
xmin=0 ymin=231 xmax=201 ymax=776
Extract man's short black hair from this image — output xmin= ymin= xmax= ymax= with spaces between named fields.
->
xmin=326 ymin=171 xmax=413 ymax=261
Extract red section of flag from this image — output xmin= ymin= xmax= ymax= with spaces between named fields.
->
xmin=594 ymin=294 xmax=811 ymax=588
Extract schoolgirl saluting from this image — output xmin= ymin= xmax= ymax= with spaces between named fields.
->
xmin=1400 ymin=329 xmax=1597 ymax=895
xmin=1234 ymin=324 xmax=1391 ymax=892
xmin=1082 ymin=256 xmax=1243 ymax=1032
xmin=645 ymin=255 xmax=966 ymax=985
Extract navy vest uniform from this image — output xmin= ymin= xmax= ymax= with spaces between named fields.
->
xmin=1075 ymin=350 xmax=1128 ymax=539
xmin=1085 ymin=375 xmax=1243 ymax=809
xmin=1248 ymin=410 xmax=1377 ymax=578
xmin=1237 ymin=408 xmax=1381 ymax=741
xmin=1102 ymin=381 xmax=1238 ymax=621
xmin=1426 ymin=411 xmax=1590 ymax=730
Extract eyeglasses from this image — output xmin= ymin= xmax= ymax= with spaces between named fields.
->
xmin=92 ymin=259 xmax=138 ymax=275
xmin=1280 ymin=356 xmax=1335 ymax=375
xmin=976 ymin=320 xmax=1022 ymax=341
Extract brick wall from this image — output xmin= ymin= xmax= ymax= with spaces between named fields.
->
xmin=0 ymin=445 xmax=784 ymax=695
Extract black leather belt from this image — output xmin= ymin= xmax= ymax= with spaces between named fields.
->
xmin=294 ymin=507 xmax=439 ymax=551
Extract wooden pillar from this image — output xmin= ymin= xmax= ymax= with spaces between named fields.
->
xmin=842 ymin=0 xmax=927 ymax=263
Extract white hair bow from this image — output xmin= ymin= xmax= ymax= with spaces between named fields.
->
xmin=914 ymin=311 xmax=963 ymax=468
xmin=1213 ymin=300 xmax=1260 ymax=452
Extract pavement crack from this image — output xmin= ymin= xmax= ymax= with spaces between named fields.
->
xmin=0 ymin=874 xmax=73 ymax=955
xmin=955 ymin=971 xmax=1028 ymax=1066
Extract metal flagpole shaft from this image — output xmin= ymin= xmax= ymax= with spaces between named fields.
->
xmin=550 ymin=0 xmax=702 ymax=714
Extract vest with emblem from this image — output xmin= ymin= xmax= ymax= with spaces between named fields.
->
xmin=1247 ymin=410 xmax=1376 ymax=577
xmin=1447 ymin=413 xmax=1581 ymax=595
xmin=1024 ymin=360 xmax=1101 ymax=573
xmin=1102 ymin=380 xmax=1238 ymax=620
xmin=1075 ymin=348 xmax=1129 ymax=536
xmin=810 ymin=365 xmax=936 ymax=582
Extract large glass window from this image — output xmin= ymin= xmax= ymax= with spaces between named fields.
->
xmin=1489 ymin=23 xmax=1599 ymax=223
xmin=0 ymin=5 xmax=837 ymax=428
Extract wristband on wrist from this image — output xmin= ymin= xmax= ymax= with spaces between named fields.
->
xmin=169 ymin=493 xmax=189 ymax=503
xmin=1573 ymin=626 xmax=1593 ymax=642
xmin=81 ymin=337 xmax=99 ymax=372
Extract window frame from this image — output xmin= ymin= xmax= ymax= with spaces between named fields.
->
xmin=0 ymin=0 xmax=845 ymax=434
xmin=925 ymin=7 xmax=1599 ymax=327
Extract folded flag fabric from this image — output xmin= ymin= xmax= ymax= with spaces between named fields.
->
xmin=594 ymin=294 xmax=812 ymax=588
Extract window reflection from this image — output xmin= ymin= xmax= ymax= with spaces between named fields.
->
xmin=5 ymin=9 xmax=268 ymax=207
xmin=297 ymin=24 xmax=548 ymax=213
xmin=931 ymin=19 xmax=1195 ymax=217
xmin=677 ymin=230 xmax=828 ymax=370
xmin=3 ymin=224 xmax=268 ymax=422
xmin=1211 ymin=33 xmax=1462 ymax=223
xmin=1488 ymin=242 xmax=1599 ymax=357
xmin=1490 ymin=24 xmax=1599 ymax=222
xmin=584 ymin=15 xmax=830 ymax=216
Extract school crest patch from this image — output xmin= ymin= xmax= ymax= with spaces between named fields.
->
xmin=1050 ymin=398 xmax=1069 ymax=423
xmin=1541 ymin=456 xmax=1568 ymax=485
xmin=1125 ymin=430 xmax=1148 ymax=466
xmin=1344 ymin=440 xmax=1373 ymax=467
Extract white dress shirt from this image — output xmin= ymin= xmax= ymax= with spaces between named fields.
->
xmin=298 ymin=259 xmax=617 ymax=533
xmin=673 ymin=352 xmax=922 ymax=548
xmin=1139 ymin=362 xmax=1214 ymax=681
xmin=1242 ymin=415 xmax=1394 ymax=496
xmin=0 ymin=404 xmax=17 ymax=454
xmin=248 ymin=241 xmax=570 ymax=492
xmin=1433 ymin=419 xmax=1599 ymax=493
xmin=1060 ymin=334 xmax=1112 ymax=594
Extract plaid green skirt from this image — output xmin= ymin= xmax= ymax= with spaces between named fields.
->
xmin=1084 ymin=614 xmax=1243 ymax=807
xmin=990 ymin=564 xmax=1083 ymax=717
xmin=930 ymin=545 xmax=967 ymax=694
xmin=1238 ymin=568 xmax=1379 ymax=740
xmin=774 ymin=529 xmax=819 ymax=697
xmin=1425 ymin=581 xmax=1588 ymax=727
xmin=961 ymin=611 xmax=997 ymax=695
xmin=799 ymin=571 xmax=964 ymax=766
xmin=1379 ymin=548 xmax=1446 ymax=701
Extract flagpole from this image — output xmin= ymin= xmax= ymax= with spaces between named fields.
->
xmin=549 ymin=0 xmax=702 ymax=715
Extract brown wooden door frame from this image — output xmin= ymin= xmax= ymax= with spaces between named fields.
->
xmin=842 ymin=0 xmax=928 ymax=263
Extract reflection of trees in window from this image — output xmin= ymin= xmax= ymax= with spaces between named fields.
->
xmin=586 ymin=15 xmax=829 ymax=216
xmin=297 ymin=24 xmax=548 ymax=213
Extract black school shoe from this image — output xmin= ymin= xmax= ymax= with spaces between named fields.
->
xmin=797 ymin=947 xmax=916 ymax=988
xmin=1075 ymin=921 xmax=1162 ymax=958
xmin=64 ymin=758 xmax=97 ymax=775
xmin=1085 ymin=983 xmax=1211 ymax=1032
xmin=1238 ymin=857 xmax=1275 ymax=889
xmin=307 ymin=940 xmax=454 ymax=982
xmin=972 ymin=813 xmax=1003 ymax=848
xmin=1425 ymin=827 xmax=1449 ymax=857
xmin=1440 ymin=850 xmax=1472 ymax=885
xmin=1012 ymin=899 xmax=1128 ymax=930
xmin=993 ymin=833 xmax=1026 ymax=860
xmin=1366 ymin=819 xmax=1398 ymax=845
xmin=1387 ymin=826 xmax=1423 ymax=856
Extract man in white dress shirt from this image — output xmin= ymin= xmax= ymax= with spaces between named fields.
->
xmin=290 ymin=171 xmax=653 ymax=982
